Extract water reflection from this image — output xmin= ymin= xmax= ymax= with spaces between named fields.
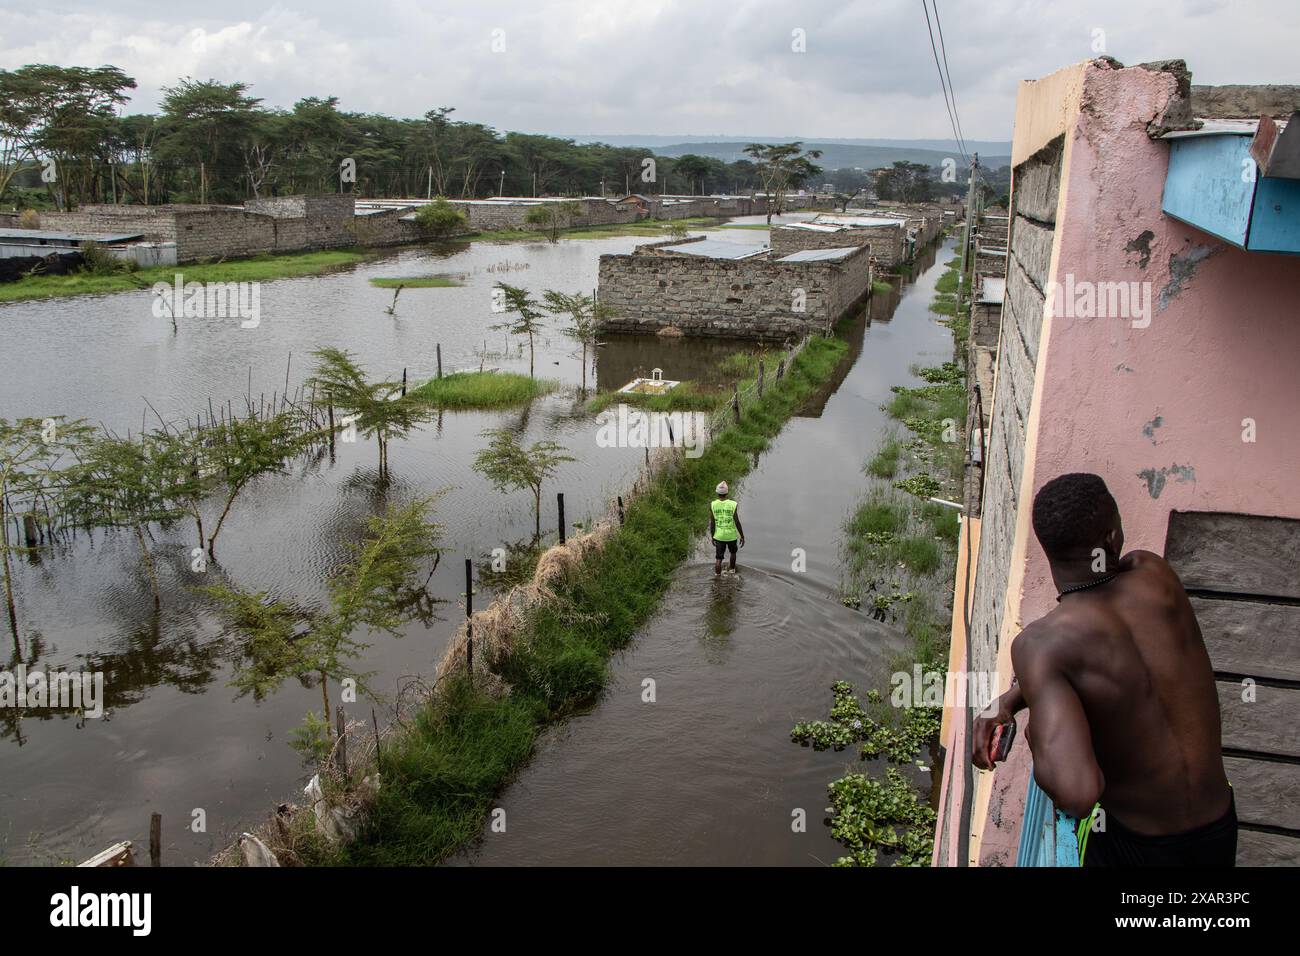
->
xmin=594 ymin=335 xmax=754 ymax=394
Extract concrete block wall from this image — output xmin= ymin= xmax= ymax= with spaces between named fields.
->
xmin=975 ymin=247 xmax=1008 ymax=278
xmin=966 ymin=135 xmax=1063 ymax=681
xmin=35 ymin=200 xmax=368 ymax=262
xmin=445 ymin=198 xmax=644 ymax=232
xmin=171 ymin=208 xmax=280 ymax=260
xmin=35 ymin=205 xmax=186 ymax=245
xmin=350 ymin=207 xmax=422 ymax=246
xmin=596 ymin=242 xmax=872 ymax=341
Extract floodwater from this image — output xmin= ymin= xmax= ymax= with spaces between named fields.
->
xmin=455 ymin=238 xmax=954 ymax=866
xmin=0 ymin=227 xmax=743 ymax=865
xmin=0 ymin=220 xmax=950 ymax=867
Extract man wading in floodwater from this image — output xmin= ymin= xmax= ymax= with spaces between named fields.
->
xmin=710 ymin=481 xmax=745 ymax=575
xmin=972 ymin=473 xmax=1236 ymax=866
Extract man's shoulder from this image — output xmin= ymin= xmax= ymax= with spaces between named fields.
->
xmin=1121 ymin=549 xmax=1188 ymax=592
xmin=1121 ymin=549 xmax=1173 ymax=574
xmin=1011 ymin=610 xmax=1098 ymax=670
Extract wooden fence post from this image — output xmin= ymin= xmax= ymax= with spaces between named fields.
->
xmin=401 ymin=368 xmax=407 ymax=397
xmin=465 ymin=558 xmax=474 ymax=683
xmin=776 ymin=358 xmax=786 ymax=382
xmin=557 ymin=493 xmax=566 ymax=544
xmin=437 ymin=344 xmax=443 ymax=379
xmin=336 ymin=706 xmax=349 ymax=780
xmin=757 ymin=359 xmax=765 ymax=398
xmin=149 ymin=813 xmax=161 ymax=867
xmin=617 ymin=496 xmax=625 ymax=525
xmin=732 ymin=384 xmax=741 ymax=424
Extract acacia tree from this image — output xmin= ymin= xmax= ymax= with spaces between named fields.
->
xmin=414 ymin=199 xmax=467 ymax=237
xmin=473 ymin=428 xmax=573 ymax=539
xmin=200 ymin=409 xmax=305 ymax=556
xmin=155 ymin=78 xmax=262 ymax=203
xmin=492 ymin=283 xmax=547 ymax=379
xmin=64 ymin=431 xmax=198 ymax=606
xmin=542 ymin=290 xmax=604 ymax=395
xmin=0 ymin=417 xmax=92 ymax=641
xmin=875 ymin=161 xmax=936 ymax=203
xmin=205 ymin=496 xmax=443 ymax=731
xmin=308 ymin=347 xmax=430 ymax=481
xmin=743 ymin=142 xmax=824 ymax=225
xmin=525 ymin=200 xmax=581 ymax=242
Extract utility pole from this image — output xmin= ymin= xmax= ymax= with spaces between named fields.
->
xmin=955 ymin=149 xmax=979 ymax=871
xmin=499 ymin=169 xmax=505 ymax=197
xmin=959 ymin=152 xmax=979 ymax=311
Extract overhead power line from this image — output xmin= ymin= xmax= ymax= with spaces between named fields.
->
xmin=931 ymin=0 xmax=969 ymax=161
xmin=921 ymin=0 xmax=968 ymax=166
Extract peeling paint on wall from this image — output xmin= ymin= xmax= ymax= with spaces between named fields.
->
xmin=1137 ymin=463 xmax=1195 ymax=498
xmin=1125 ymin=230 xmax=1155 ymax=269
xmin=1142 ymin=415 xmax=1163 ymax=444
xmin=1157 ymin=245 xmax=1214 ymax=310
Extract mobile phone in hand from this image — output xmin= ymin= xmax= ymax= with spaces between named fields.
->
xmin=988 ymin=718 xmax=1017 ymax=764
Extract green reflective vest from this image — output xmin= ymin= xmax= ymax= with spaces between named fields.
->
xmin=711 ymin=498 xmax=738 ymax=541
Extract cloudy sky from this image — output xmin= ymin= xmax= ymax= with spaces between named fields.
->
xmin=1 ymin=0 xmax=1296 ymax=142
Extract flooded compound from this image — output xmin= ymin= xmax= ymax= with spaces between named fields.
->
xmin=456 ymin=239 xmax=954 ymax=865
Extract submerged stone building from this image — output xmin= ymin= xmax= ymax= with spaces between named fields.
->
xmin=596 ymin=235 xmax=873 ymax=341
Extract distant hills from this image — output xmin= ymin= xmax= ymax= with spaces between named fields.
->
xmin=568 ymin=135 xmax=1012 ymax=171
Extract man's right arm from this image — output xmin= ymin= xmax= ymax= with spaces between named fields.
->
xmin=1013 ymin=633 xmax=1105 ymax=818
xmin=971 ymin=678 xmax=1026 ymax=771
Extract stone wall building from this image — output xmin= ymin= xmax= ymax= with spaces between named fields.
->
xmin=596 ymin=235 xmax=872 ymax=341
xmin=771 ymin=215 xmax=909 ymax=265
xmin=35 ymin=195 xmax=421 ymax=263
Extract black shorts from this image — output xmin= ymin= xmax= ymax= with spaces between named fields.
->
xmin=713 ymin=538 xmax=738 ymax=560
xmin=1084 ymin=792 xmax=1238 ymax=867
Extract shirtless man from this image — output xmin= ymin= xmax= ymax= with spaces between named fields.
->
xmin=972 ymin=472 xmax=1236 ymax=866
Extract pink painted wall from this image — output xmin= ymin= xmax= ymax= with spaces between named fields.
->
xmin=982 ymin=60 xmax=1300 ymax=863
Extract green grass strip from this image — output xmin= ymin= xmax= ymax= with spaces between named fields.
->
xmin=0 ymin=249 xmax=372 ymax=304
xmin=369 ymin=276 xmax=462 ymax=288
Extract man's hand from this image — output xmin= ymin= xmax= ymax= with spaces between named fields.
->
xmin=739 ymin=535 xmax=746 ymax=548
xmin=971 ymin=684 xmax=1024 ymax=770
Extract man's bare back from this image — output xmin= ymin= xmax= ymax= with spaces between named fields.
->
xmin=1012 ymin=550 xmax=1230 ymax=834
xmin=973 ymin=472 xmax=1237 ymax=865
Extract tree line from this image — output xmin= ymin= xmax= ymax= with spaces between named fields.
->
xmin=0 ymin=64 xmax=819 ymax=209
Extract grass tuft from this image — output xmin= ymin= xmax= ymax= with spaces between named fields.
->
xmin=409 ymin=372 xmax=556 ymax=409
